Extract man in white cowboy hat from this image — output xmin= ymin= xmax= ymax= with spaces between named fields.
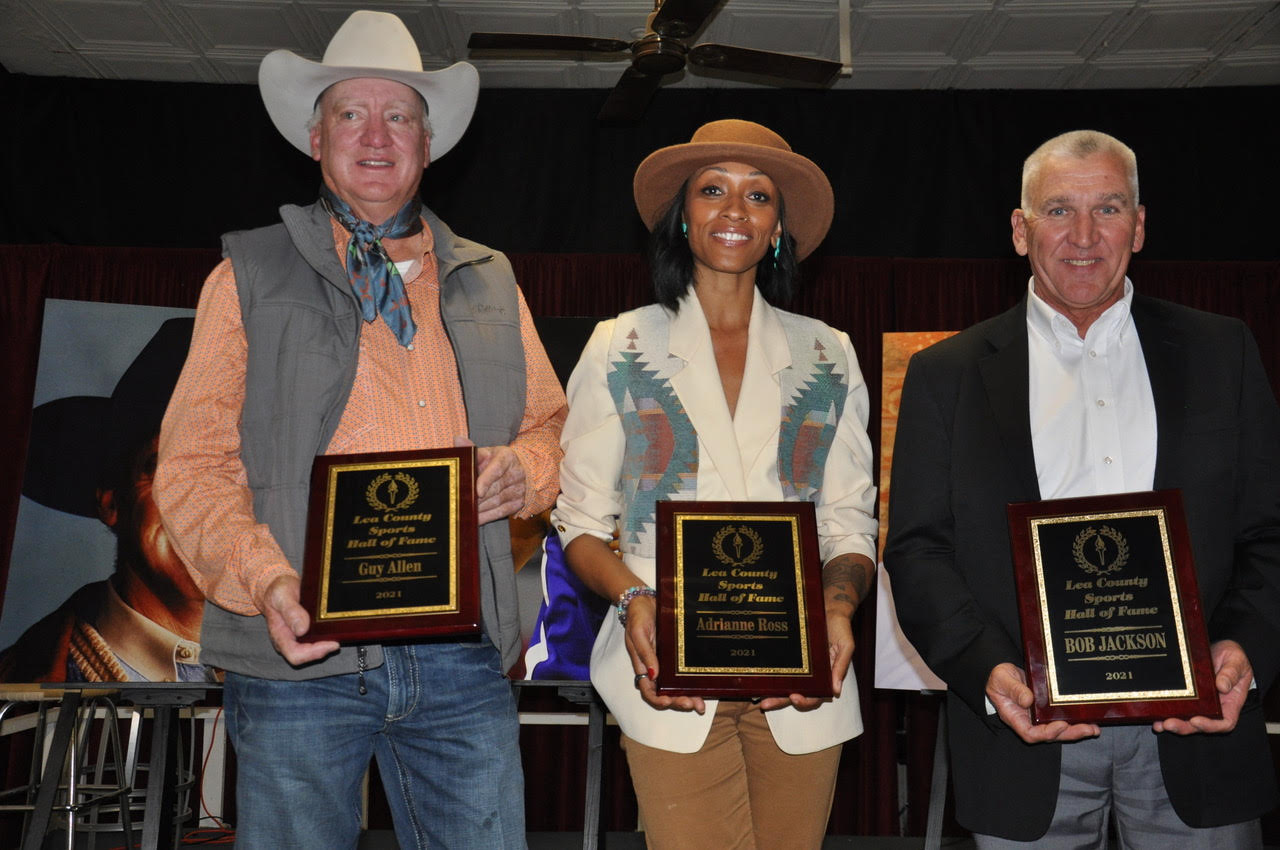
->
xmin=154 ymin=10 xmax=566 ymax=848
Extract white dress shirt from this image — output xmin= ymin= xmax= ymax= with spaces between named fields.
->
xmin=1026 ymin=278 xmax=1157 ymax=498
xmin=984 ymin=279 xmax=1160 ymax=715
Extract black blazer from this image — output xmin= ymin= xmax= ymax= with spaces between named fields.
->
xmin=884 ymin=294 xmax=1280 ymax=839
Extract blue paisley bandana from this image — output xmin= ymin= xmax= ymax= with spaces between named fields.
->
xmin=320 ymin=184 xmax=423 ymax=347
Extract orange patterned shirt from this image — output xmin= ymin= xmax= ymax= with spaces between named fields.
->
xmin=155 ymin=220 xmax=566 ymax=615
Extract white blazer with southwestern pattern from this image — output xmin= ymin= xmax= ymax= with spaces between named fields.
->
xmin=553 ymin=288 xmax=878 ymax=754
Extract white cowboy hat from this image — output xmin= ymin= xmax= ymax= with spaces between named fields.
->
xmin=259 ymin=10 xmax=478 ymax=160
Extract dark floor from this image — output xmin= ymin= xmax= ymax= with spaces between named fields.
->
xmin=358 ymin=833 xmax=976 ymax=849
xmin=36 ymin=828 xmax=1280 ymax=848
xmin=33 ymin=830 xmax=980 ymax=849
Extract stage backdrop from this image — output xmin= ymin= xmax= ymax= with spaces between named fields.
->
xmin=0 ymin=299 xmax=200 ymax=682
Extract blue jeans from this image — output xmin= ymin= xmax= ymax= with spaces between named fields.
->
xmin=224 ymin=641 xmax=525 ymax=849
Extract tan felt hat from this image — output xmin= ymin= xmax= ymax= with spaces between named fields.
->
xmin=632 ymin=119 xmax=834 ymax=259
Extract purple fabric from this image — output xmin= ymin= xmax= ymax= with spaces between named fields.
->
xmin=524 ymin=532 xmax=608 ymax=681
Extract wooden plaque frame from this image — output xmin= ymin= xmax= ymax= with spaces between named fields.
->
xmin=300 ymin=447 xmax=480 ymax=643
xmin=655 ymin=500 xmax=831 ymax=699
xmin=1007 ymin=490 xmax=1219 ymax=724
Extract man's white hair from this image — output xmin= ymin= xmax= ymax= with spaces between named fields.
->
xmin=1020 ymin=130 xmax=1139 ymax=212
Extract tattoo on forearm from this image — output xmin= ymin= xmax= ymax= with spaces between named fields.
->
xmin=823 ymin=555 xmax=873 ymax=610
xmin=830 ymin=590 xmax=856 ymax=606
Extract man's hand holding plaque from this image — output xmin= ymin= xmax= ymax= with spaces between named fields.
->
xmin=985 ymin=661 xmax=1102 ymax=744
xmin=261 ymin=573 xmax=341 ymax=664
xmin=467 ymin=439 xmax=526 ymax=525
xmin=1152 ymin=638 xmax=1252 ymax=736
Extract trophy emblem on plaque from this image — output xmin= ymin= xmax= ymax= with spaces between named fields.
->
xmin=366 ymin=471 xmax=420 ymax=513
xmin=1072 ymin=525 xmax=1130 ymax=576
xmin=713 ymin=525 xmax=764 ymax=568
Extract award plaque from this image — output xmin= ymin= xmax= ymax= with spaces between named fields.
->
xmin=1007 ymin=490 xmax=1220 ymax=724
xmin=654 ymin=501 xmax=831 ymax=699
xmin=299 ymin=447 xmax=480 ymax=643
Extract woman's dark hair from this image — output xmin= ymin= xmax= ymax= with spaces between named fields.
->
xmin=647 ymin=179 xmax=800 ymax=311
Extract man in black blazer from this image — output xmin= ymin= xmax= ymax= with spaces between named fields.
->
xmin=884 ymin=130 xmax=1280 ymax=847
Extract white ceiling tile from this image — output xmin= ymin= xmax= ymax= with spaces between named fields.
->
xmin=1200 ymin=50 xmax=1280 ymax=85
xmin=951 ymin=63 xmax=1082 ymax=88
xmin=854 ymin=12 xmax=978 ymax=55
xmin=0 ymin=3 xmax=96 ymax=76
xmin=708 ymin=9 xmax=841 ymax=57
xmin=41 ymin=0 xmax=179 ymax=46
xmin=1073 ymin=61 xmax=1198 ymax=88
xmin=840 ymin=67 xmax=952 ymax=88
xmin=472 ymin=59 xmax=589 ymax=88
xmin=1244 ymin=10 xmax=1280 ymax=49
xmin=999 ymin=0 xmax=1132 ymax=10
xmin=1116 ymin=7 xmax=1256 ymax=51
xmin=92 ymin=54 xmax=220 ymax=82
xmin=2 ymin=0 xmax=1276 ymax=89
xmin=171 ymin=3 xmax=300 ymax=52
xmin=207 ymin=54 xmax=267 ymax=84
xmin=983 ymin=11 xmax=1118 ymax=54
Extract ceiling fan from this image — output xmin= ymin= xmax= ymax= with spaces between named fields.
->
xmin=466 ymin=0 xmax=841 ymax=123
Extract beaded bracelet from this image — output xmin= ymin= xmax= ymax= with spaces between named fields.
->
xmin=616 ymin=585 xmax=656 ymax=626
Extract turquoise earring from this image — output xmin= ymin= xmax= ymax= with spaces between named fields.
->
xmin=773 ymin=239 xmax=781 ymax=260
xmin=681 ymin=221 xmax=688 ymax=237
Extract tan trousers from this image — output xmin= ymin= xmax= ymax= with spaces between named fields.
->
xmin=621 ymin=701 xmax=843 ymax=849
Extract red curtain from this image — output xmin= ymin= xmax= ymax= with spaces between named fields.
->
xmin=2 ymin=245 xmax=1277 ymax=836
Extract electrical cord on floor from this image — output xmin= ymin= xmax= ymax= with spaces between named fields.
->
xmin=182 ymin=705 xmax=235 ymax=845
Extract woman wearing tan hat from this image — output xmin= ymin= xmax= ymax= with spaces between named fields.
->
xmin=551 ymin=120 xmax=878 ymax=847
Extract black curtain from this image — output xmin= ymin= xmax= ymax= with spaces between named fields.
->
xmin=2 ymin=76 xmax=1277 ymax=261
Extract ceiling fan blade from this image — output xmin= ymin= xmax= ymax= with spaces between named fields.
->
xmin=650 ymin=0 xmax=722 ymax=40
xmin=467 ymin=32 xmax=630 ymax=54
xmin=688 ymin=43 xmax=841 ymax=86
xmin=597 ymin=66 xmax=665 ymax=124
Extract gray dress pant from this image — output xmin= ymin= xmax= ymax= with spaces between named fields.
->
xmin=974 ymin=725 xmax=1262 ymax=850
